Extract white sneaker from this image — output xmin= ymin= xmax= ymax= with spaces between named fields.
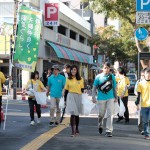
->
xmin=30 ymin=121 xmax=35 ymax=126
xmin=37 ymin=118 xmax=41 ymax=124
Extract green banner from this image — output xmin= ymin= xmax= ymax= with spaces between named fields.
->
xmin=14 ymin=5 xmax=42 ymax=72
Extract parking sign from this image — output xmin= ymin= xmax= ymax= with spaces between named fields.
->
xmin=136 ymin=0 xmax=150 ymax=11
xmin=44 ymin=3 xmax=59 ymax=26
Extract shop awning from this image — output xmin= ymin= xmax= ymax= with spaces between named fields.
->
xmin=46 ymin=41 xmax=92 ymax=64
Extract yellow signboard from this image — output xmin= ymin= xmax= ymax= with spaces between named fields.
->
xmin=0 ymin=35 xmax=10 ymax=54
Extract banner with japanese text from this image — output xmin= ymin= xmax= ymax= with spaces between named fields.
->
xmin=14 ymin=5 xmax=42 ymax=72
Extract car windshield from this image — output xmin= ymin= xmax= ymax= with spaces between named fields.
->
xmin=127 ymin=75 xmax=135 ymax=80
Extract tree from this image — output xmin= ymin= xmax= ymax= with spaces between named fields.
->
xmin=90 ymin=26 xmax=137 ymax=67
xmin=83 ymin=0 xmax=150 ymax=68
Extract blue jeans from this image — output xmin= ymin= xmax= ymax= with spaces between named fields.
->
xmin=141 ymin=107 xmax=150 ymax=136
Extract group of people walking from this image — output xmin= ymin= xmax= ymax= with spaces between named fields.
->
xmin=26 ymin=64 xmax=84 ymax=137
xmin=17 ymin=62 xmax=150 ymax=139
xmin=0 ymin=62 xmax=150 ymax=140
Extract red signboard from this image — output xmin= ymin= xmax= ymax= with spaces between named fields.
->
xmin=44 ymin=3 xmax=59 ymax=26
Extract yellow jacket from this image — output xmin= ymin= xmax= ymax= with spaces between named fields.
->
xmin=0 ymin=71 xmax=6 ymax=96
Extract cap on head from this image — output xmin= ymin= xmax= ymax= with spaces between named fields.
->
xmin=52 ymin=65 xmax=60 ymax=70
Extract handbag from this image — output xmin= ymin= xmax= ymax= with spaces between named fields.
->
xmin=97 ymin=74 xmax=113 ymax=94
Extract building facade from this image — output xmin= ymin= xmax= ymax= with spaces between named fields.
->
xmin=0 ymin=0 xmax=94 ymax=88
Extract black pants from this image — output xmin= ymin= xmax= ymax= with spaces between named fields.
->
xmin=118 ymin=96 xmax=129 ymax=121
xmin=0 ymin=96 xmax=2 ymax=126
xmin=28 ymin=98 xmax=41 ymax=121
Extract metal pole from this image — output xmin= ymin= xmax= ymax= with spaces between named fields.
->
xmin=138 ymin=52 xmax=140 ymax=79
xmin=12 ymin=0 xmax=19 ymax=100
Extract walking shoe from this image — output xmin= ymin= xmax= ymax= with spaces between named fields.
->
xmin=30 ymin=121 xmax=35 ymax=126
xmin=105 ymin=132 xmax=112 ymax=137
xmin=55 ymin=122 xmax=59 ymax=126
xmin=144 ymin=135 xmax=150 ymax=140
xmin=124 ymin=121 xmax=129 ymax=125
xmin=37 ymin=118 xmax=41 ymax=124
xmin=70 ymin=132 xmax=76 ymax=137
xmin=141 ymin=131 xmax=144 ymax=135
xmin=116 ymin=117 xmax=124 ymax=123
xmin=76 ymin=129 xmax=80 ymax=135
xmin=98 ymin=127 xmax=103 ymax=134
xmin=49 ymin=122 xmax=54 ymax=126
xmin=70 ymin=134 xmax=75 ymax=137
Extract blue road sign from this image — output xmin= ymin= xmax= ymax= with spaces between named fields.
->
xmin=135 ymin=27 xmax=149 ymax=41
xmin=136 ymin=0 xmax=150 ymax=11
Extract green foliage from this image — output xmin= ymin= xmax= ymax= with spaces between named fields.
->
xmin=84 ymin=0 xmax=150 ymax=66
xmin=90 ymin=25 xmax=137 ymax=65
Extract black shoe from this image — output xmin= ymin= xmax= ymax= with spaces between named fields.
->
xmin=116 ymin=117 xmax=124 ymax=123
xmin=98 ymin=128 xmax=103 ymax=134
xmin=124 ymin=120 xmax=129 ymax=125
xmin=141 ymin=131 xmax=144 ymax=135
xmin=55 ymin=122 xmax=59 ymax=126
xmin=49 ymin=122 xmax=54 ymax=126
xmin=105 ymin=132 xmax=112 ymax=137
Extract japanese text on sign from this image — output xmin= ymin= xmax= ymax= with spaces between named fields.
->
xmin=136 ymin=12 xmax=150 ymax=24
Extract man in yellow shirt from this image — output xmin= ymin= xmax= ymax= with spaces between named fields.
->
xmin=137 ymin=67 xmax=150 ymax=140
xmin=0 ymin=71 xmax=6 ymax=125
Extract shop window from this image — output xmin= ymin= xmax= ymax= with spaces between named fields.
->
xmin=58 ymin=25 xmax=67 ymax=36
xmin=47 ymin=26 xmax=53 ymax=30
xmin=79 ymin=35 xmax=85 ymax=44
xmin=70 ymin=30 xmax=76 ymax=40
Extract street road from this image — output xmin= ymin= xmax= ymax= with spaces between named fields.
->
xmin=0 ymin=95 xmax=149 ymax=150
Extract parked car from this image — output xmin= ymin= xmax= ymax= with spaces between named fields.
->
xmin=126 ymin=73 xmax=137 ymax=94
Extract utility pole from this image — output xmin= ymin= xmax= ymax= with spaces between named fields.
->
xmin=12 ymin=0 xmax=19 ymax=100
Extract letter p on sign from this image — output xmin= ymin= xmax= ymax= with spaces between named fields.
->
xmin=47 ymin=7 xmax=57 ymax=18
xmin=141 ymin=0 xmax=150 ymax=9
xmin=45 ymin=3 xmax=59 ymax=21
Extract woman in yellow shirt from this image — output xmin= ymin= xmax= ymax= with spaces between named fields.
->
xmin=64 ymin=65 xmax=84 ymax=137
xmin=0 ymin=71 xmax=6 ymax=125
xmin=116 ymin=67 xmax=130 ymax=124
xmin=26 ymin=71 xmax=46 ymax=126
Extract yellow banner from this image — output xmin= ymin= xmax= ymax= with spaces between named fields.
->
xmin=0 ymin=35 xmax=10 ymax=54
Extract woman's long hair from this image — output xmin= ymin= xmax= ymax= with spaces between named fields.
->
xmin=68 ymin=65 xmax=81 ymax=80
xmin=31 ymin=71 xmax=39 ymax=79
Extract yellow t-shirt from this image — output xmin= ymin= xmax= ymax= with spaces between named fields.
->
xmin=0 ymin=72 xmax=6 ymax=96
xmin=117 ymin=76 xmax=130 ymax=97
xmin=26 ymin=79 xmax=44 ymax=92
xmin=137 ymin=80 xmax=150 ymax=107
xmin=115 ymin=76 xmax=120 ymax=83
xmin=65 ymin=77 xmax=84 ymax=94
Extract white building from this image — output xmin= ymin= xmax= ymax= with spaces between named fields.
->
xmin=0 ymin=0 xmax=94 ymax=89
xmin=61 ymin=0 xmax=121 ymax=30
